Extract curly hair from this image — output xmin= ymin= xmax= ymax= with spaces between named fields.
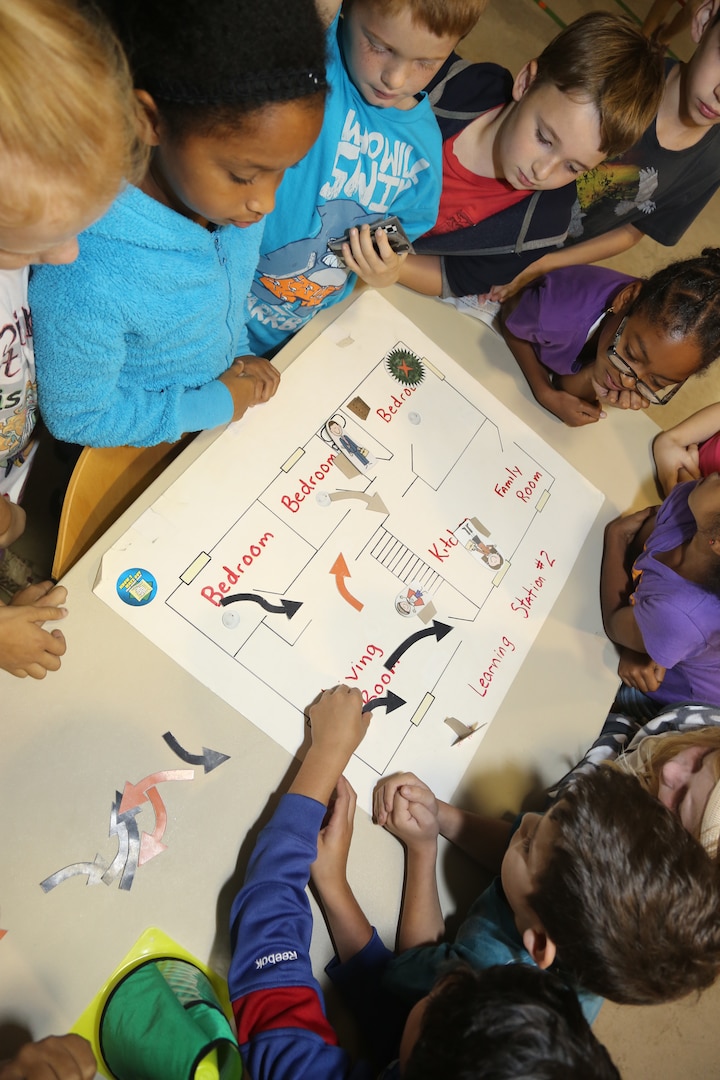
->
xmin=529 ymin=768 xmax=720 ymax=1004
xmin=98 ymin=0 xmax=327 ymax=138
xmin=630 ymin=247 xmax=720 ymax=373
xmin=404 ymin=964 xmax=620 ymax=1080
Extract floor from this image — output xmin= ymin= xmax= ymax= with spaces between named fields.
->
xmin=12 ymin=1 xmax=720 ymax=1075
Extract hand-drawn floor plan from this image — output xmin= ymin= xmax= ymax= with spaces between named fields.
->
xmin=95 ymin=291 xmax=603 ymax=808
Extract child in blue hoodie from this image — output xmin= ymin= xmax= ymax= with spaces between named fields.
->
xmin=29 ymin=0 xmax=327 ymax=448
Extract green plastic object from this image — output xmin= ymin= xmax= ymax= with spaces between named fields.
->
xmin=99 ymin=958 xmax=243 ymax=1080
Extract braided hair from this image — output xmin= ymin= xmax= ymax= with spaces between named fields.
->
xmin=97 ymin=0 xmax=327 ymax=137
xmin=629 ymin=247 xmax=720 ymax=373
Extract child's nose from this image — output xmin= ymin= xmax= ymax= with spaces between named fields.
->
xmin=246 ymin=176 xmax=281 ymax=217
xmin=382 ymin=60 xmax=411 ymax=89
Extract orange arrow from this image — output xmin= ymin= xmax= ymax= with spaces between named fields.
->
xmin=119 ymin=769 xmax=194 ymax=815
xmin=330 ymin=553 xmax=363 ymax=612
xmin=139 ymin=787 xmax=168 ymax=865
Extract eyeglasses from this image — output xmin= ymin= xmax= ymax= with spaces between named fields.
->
xmin=606 ymin=317 xmax=683 ymax=405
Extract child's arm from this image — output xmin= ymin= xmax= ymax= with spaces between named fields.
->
xmin=652 ymin=404 xmax=720 ymax=494
xmin=600 ymin=507 xmax=658 ymax=651
xmin=380 ymin=786 xmax=444 ymax=952
xmin=290 ymin=685 xmax=370 ymax=804
xmin=0 ymin=1034 xmax=96 ymax=1080
xmin=0 ymin=498 xmax=26 ymax=549
xmin=310 ymin=775 xmax=373 ymax=963
xmin=489 ymin=224 xmax=644 ymax=303
xmin=0 ymin=582 xmax=68 ymax=679
xmin=500 ymin=303 xmax=605 ymax=427
xmin=397 ymin=254 xmax=444 ymax=297
xmin=374 ymin=772 xmax=512 ymax=874
xmin=314 ymin=0 xmax=341 ymax=27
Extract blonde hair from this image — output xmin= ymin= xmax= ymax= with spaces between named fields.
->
xmin=612 ymin=727 xmax=720 ymax=834
xmin=0 ymin=0 xmax=145 ymax=227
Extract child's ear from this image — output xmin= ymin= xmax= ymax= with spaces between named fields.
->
xmin=613 ymin=280 xmax=644 ymax=315
xmin=512 ymin=59 xmax=539 ymax=102
xmin=522 ymin=926 xmax=557 ymax=970
xmin=691 ymin=0 xmax=720 ymax=43
xmin=134 ymin=90 xmax=163 ymax=147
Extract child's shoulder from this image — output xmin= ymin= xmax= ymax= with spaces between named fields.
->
xmin=427 ymin=55 xmax=514 ymax=119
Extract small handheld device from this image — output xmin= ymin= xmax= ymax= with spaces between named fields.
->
xmin=328 ymin=215 xmax=413 ymax=267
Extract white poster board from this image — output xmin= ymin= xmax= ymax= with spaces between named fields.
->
xmin=94 ymin=291 xmax=603 ymax=808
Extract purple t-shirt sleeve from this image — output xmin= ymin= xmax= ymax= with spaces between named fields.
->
xmin=505 ymin=267 xmax=636 ymax=376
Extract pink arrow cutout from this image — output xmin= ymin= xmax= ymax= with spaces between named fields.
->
xmin=119 ymin=769 xmax=194 ymax=815
xmin=330 ymin=553 xmax=363 ymax=612
xmin=138 ymin=787 xmax=168 ymax=865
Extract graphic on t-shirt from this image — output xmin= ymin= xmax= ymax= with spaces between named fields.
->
xmin=569 ymin=164 xmax=659 ymax=238
xmin=251 ymin=199 xmax=380 ymax=313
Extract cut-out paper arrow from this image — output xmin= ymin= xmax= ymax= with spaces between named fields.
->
xmin=328 ymin=491 xmax=388 ymax=514
xmin=119 ymin=769 xmax=194 ymax=815
xmin=219 ymin=594 xmax=302 ymax=618
xmin=40 ymin=854 xmax=106 ymax=893
xmin=162 ymin=732 xmax=230 ymax=773
xmin=362 ymin=691 xmax=406 ymax=714
xmin=102 ymin=791 xmax=141 ymax=891
xmin=139 ymin=787 xmax=168 ymax=865
xmin=330 ymin=553 xmax=363 ymax=611
xmin=384 ymin=620 xmax=453 ymax=670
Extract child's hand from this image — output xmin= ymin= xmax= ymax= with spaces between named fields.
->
xmin=307 ymin=685 xmax=370 ymax=770
xmin=618 ymin=647 xmax=666 ymax=694
xmin=341 ymin=224 xmax=407 ymax=289
xmin=311 ymin=774 xmax=356 ymax=895
xmin=373 ymin=772 xmax=438 ymax=827
xmin=0 ymin=583 xmax=68 ymax=678
xmin=653 ymin=431 xmax=701 ymax=495
xmin=219 ymin=357 xmax=280 ymax=421
xmin=0 ymin=498 xmax=26 ymax=549
xmin=541 ymin=387 xmax=606 ymax=427
xmin=0 ymin=1034 xmax=96 ymax=1079
xmin=237 ymin=356 xmax=281 ymax=403
xmin=605 ymin=506 xmax=657 ymax=548
xmin=602 ymin=386 xmax=651 ymax=412
xmin=383 ymin=788 xmax=440 ymax=851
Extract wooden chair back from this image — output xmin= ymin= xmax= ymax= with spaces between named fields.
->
xmin=52 ymin=438 xmax=192 ymax=580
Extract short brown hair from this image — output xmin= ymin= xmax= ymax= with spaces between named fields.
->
xmin=0 ymin=0 xmax=144 ymax=227
xmin=530 ymin=769 xmax=720 ymax=1004
xmin=343 ymin=0 xmax=486 ymax=40
xmin=533 ymin=12 xmax=665 ymax=159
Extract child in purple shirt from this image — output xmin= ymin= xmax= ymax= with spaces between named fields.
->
xmin=500 ymin=249 xmax=720 ymax=427
xmin=602 ymin=478 xmax=720 ymax=718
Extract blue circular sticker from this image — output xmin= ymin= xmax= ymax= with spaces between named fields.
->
xmin=116 ymin=567 xmax=157 ymax=606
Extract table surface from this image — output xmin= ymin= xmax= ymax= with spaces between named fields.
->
xmin=0 ymin=284 xmax=661 ymax=1043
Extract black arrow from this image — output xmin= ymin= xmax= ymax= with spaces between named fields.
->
xmin=219 ymin=593 xmax=302 ymax=618
xmin=384 ymin=620 xmax=453 ymax=670
xmin=362 ymin=691 xmax=406 ymax=715
xmin=162 ymin=731 xmax=230 ymax=773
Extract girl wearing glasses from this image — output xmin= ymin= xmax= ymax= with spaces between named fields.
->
xmin=600 ymin=472 xmax=720 ymax=718
xmin=499 ymin=248 xmax=720 ymax=427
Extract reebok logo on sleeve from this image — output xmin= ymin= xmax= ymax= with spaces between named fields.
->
xmin=255 ymin=950 xmax=299 ymax=970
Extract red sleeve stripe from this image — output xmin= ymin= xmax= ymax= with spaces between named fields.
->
xmin=233 ymin=986 xmax=339 ymax=1046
